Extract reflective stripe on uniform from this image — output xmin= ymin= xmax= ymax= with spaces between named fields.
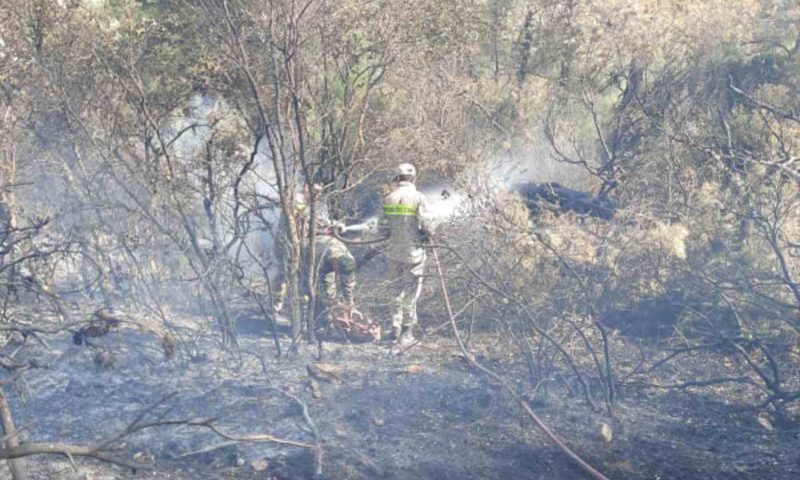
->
xmin=383 ymin=204 xmax=417 ymax=216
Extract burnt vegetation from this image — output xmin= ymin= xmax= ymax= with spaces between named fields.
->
xmin=0 ymin=1 xmax=799 ymax=479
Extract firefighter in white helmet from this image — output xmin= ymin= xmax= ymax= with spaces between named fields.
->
xmin=379 ymin=163 xmax=432 ymax=346
xmin=337 ymin=163 xmax=432 ymax=346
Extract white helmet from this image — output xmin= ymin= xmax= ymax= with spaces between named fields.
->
xmin=396 ymin=163 xmax=417 ymax=180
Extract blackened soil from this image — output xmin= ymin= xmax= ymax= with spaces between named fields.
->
xmin=4 ymin=319 xmax=798 ymax=480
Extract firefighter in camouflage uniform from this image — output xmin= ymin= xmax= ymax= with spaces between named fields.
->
xmin=313 ymin=225 xmax=357 ymax=329
xmin=272 ymin=183 xmax=361 ymax=335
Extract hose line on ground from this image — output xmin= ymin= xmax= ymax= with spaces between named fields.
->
xmin=429 ymin=245 xmax=612 ymax=480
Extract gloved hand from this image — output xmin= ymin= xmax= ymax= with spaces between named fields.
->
xmin=420 ymin=229 xmax=433 ymax=243
xmin=341 ymin=308 xmax=352 ymax=324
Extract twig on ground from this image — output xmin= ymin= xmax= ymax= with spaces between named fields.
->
xmin=430 ymin=246 xmax=612 ymax=480
xmin=625 ymin=376 xmax=758 ymax=391
xmin=241 ymin=348 xmax=325 ymax=475
xmin=271 ymin=385 xmax=324 ymax=476
xmin=0 ymin=388 xmax=318 ymax=475
xmin=0 ymin=442 xmax=146 ymax=471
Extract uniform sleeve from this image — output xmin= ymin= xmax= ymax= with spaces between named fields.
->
xmin=416 ymin=192 xmax=434 ymax=236
xmin=378 ymin=194 xmax=391 ymax=238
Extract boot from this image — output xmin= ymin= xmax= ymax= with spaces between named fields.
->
xmin=396 ymin=326 xmax=415 ymax=348
xmin=386 ymin=325 xmax=402 ymax=342
xmin=386 ymin=324 xmax=402 ymax=342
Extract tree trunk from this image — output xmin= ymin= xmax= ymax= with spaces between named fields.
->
xmin=0 ymin=386 xmax=28 ymax=480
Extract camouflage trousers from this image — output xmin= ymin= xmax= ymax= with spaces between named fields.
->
xmin=314 ymin=235 xmax=356 ymax=325
xmin=387 ymin=256 xmax=425 ymax=331
xmin=270 ymin=233 xmax=355 ymax=309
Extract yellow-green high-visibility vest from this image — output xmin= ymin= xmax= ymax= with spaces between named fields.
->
xmin=383 ymin=204 xmax=417 ymax=216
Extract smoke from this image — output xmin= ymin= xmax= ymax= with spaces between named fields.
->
xmin=412 ymin=140 xmax=594 ymax=230
xmin=483 ymin=140 xmax=592 ymax=190
xmin=162 ymin=94 xmax=285 ymax=278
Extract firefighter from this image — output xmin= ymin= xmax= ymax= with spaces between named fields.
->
xmin=271 ymin=190 xmax=307 ymax=313
xmin=313 ymin=223 xmax=357 ymax=331
xmin=272 ymin=183 xmax=358 ymax=331
xmin=382 ymin=163 xmax=432 ymax=346
xmin=341 ymin=163 xmax=432 ymax=346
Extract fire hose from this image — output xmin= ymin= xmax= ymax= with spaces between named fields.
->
xmin=331 ymin=229 xmax=388 ymax=246
xmin=332 ymin=228 xmax=610 ymax=479
xmin=427 ymin=244 xmax=611 ymax=480
xmin=331 ymin=230 xmax=389 ymax=272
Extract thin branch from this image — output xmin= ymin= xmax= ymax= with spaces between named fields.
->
xmin=430 ymin=247 xmax=611 ymax=480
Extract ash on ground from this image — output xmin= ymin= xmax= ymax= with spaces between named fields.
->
xmin=4 ymin=315 xmax=798 ymax=480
